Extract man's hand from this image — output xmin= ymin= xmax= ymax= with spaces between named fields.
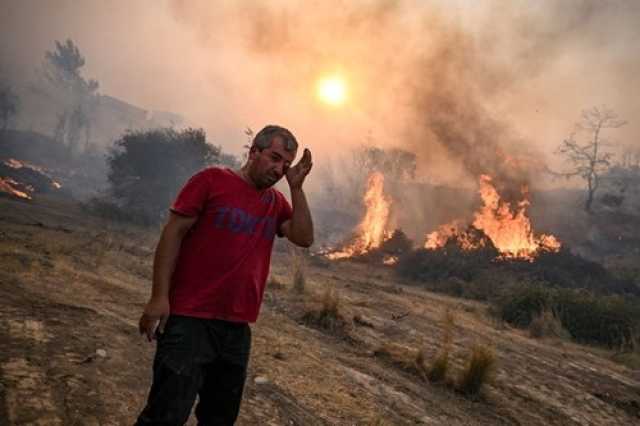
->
xmin=286 ymin=148 xmax=313 ymax=189
xmin=139 ymin=297 xmax=170 ymax=342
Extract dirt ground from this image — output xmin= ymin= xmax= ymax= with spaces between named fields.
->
xmin=1 ymin=196 xmax=639 ymax=425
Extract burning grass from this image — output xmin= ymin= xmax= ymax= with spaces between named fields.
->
xmin=326 ymin=172 xmax=393 ymax=260
xmin=424 ymin=175 xmax=560 ymax=261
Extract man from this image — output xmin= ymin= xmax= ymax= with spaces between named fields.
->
xmin=135 ymin=125 xmax=313 ymax=425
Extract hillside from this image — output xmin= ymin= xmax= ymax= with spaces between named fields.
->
xmin=1 ymin=196 xmax=639 ymax=425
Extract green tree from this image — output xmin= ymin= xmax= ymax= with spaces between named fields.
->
xmin=107 ymin=128 xmax=223 ymax=224
xmin=554 ymin=106 xmax=626 ymax=213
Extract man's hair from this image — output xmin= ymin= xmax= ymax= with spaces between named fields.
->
xmin=252 ymin=125 xmax=298 ymax=152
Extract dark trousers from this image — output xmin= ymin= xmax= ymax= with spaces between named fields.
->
xmin=135 ymin=315 xmax=252 ymax=426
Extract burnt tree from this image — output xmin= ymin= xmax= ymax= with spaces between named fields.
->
xmin=554 ymin=106 xmax=626 ymax=213
xmin=0 ymin=84 xmax=18 ymax=132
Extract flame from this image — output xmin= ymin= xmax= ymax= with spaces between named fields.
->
xmin=424 ymin=175 xmax=560 ymax=261
xmin=0 ymin=177 xmax=32 ymax=200
xmin=327 ymin=172 xmax=393 ymax=259
xmin=1 ymin=158 xmax=63 ymax=193
xmin=4 ymin=158 xmax=47 ymax=173
xmin=383 ymin=255 xmax=399 ymax=265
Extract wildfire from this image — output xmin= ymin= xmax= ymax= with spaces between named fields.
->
xmin=0 ymin=158 xmax=62 ymax=200
xmin=327 ymin=172 xmax=393 ymax=259
xmin=425 ymin=175 xmax=560 ymax=260
xmin=0 ymin=177 xmax=32 ymax=200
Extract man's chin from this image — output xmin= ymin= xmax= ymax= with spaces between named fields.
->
xmin=258 ymin=177 xmax=279 ymax=189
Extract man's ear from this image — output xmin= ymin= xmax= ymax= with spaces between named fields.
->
xmin=248 ymin=145 xmax=259 ymax=159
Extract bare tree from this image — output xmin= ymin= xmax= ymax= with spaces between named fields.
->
xmin=554 ymin=106 xmax=626 ymax=213
xmin=0 ymin=84 xmax=19 ymax=132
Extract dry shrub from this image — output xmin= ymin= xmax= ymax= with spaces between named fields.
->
xmin=291 ymin=247 xmax=306 ymax=294
xmin=267 ymin=274 xmax=286 ymax=290
xmin=529 ymin=308 xmax=569 ymax=339
xmin=457 ymin=344 xmax=495 ymax=396
xmin=374 ymin=342 xmax=428 ymax=378
xmin=427 ymin=308 xmax=455 ymax=383
xmin=428 ymin=351 xmax=449 ymax=383
xmin=302 ymin=286 xmax=347 ymax=333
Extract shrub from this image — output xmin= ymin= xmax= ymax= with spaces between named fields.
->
xmin=427 ymin=308 xmax=455 ymax=383
xmin=554 ymin=291 xmax=640 ymax=348
xmin=529 ymin=308 xmax=568 ymax=339
xmin=492 ymin=283 xmax=551 ymax=328
xmin=492 ymin=284 xmax=640 ymax=348
xmin=373 ymin=343 xmax=427 ymax=377
xmin=302 ymin=286 xmax=347 ymax=334
xmin=395 ymin=244 xmax=497 ymax=284
xmin=427 ymin=351 xmax=449 ymax=383
xmin=106 ymin=128 xmax=236 ymax=224
xmin=267 ymin=275 xmax=286 ymax=290
xmin=457 ymin=344 xmax=496 ymax=396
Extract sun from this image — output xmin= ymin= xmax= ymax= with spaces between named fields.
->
xmin=316 ymin=75 xmax=347 ymax=106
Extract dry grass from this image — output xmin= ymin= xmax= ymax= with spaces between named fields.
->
xmin=291 ymin=247 xmax=307 ymax=294
xmin=427 ymin=350 xmax=450 ymax=383
xmin=373 ymin=342 xmax=428 ymax=378
xmin=457 ymin=344 xmax=496 ymax=396
xmin=427 ymin=308 xmax=455 ymax=383
xmin=267 ymin=274 xmax=286 ymax=290
xmin=302 ymin=286 xmax=348 ymax=334
xmin=529 ymin=308 xmax=569 ymax=339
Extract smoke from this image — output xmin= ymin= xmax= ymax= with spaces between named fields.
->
xmin=1 ymin=1 xmax=639 ymax=194
xmin=166 ymin=0 xmax=640 ymax=189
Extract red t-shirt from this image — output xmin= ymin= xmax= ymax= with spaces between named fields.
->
xmin=169 ymin=167 xmax=292 ymax=323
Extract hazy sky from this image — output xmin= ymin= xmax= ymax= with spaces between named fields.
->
xmin=2 ymin=0 xmax=639 ymax=188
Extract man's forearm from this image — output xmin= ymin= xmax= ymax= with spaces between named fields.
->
xmin=150 ymin=226 xmax=185 ymax=300
xmin=289 ymin=187 xmax=314 ymax=247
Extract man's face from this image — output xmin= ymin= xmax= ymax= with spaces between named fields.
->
xmin=248 ymin=137 xmax=297 ymax=189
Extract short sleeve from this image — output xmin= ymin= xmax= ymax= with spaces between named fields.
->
xmin=276 ymin=193 xmax=293 ymax=238
xmin=170 ymin=169 xmax=212 ymax=217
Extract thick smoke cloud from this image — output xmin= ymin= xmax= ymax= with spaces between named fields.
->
xmin=1 ymin=0 xmax=638 ymax=192
xmin=167 ymin=0 xmax=640 ymax=191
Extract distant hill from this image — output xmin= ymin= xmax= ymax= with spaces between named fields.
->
xmin=11 ymin=82 xmax=187 ymax=152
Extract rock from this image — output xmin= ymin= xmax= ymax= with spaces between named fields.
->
xmin=254 ymin=376 xmax=269 ymax=385
xmin=95 ymin=349 xmax=107 ymax=358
